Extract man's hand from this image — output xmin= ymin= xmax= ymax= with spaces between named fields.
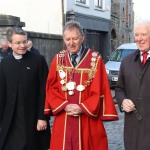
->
xmin=37 ymin=119 xmax=47 ymax=131
xmin=122 ymin=99 xmax=135 ymax=112
xmin=65 ymin=104 xmax=83 ymax=116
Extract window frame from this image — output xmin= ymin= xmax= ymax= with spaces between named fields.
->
xmin=94 ymin=0 xmax=104 ymax=10
xmin=75 ymin=0 xmax=89 ymax=8
xmin=76 ymin=0 xmax=86 ymax=4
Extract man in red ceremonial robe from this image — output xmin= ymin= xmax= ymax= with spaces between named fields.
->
xmin=45 ymin=20 xmax=118 ymax=150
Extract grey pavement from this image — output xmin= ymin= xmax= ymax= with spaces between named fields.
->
xmin=104 ymin=105 xmax=125 ymax=150
xmin=103 ymin=88 xmax=125 ymax=150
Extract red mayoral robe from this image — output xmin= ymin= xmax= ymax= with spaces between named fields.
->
xmin=45 ymin=49 xmax=118 ymax=150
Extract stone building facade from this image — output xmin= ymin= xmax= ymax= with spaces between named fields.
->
xmin=110 ymin=0 xmax=134 ymax=53
xmin=0 ymin=15 xmax=25 ymax=40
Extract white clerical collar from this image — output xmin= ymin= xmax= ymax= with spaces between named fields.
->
xmin=13 ymin=52 xmax=22 ymax=60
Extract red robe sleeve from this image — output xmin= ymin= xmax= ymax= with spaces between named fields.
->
xmin=99 ymin=57 xmax=118 ymax=121
xmin=79 ymin=56 xmax=118 ymax=121
xmin=44 ymin=55 xmax=69 ymax=115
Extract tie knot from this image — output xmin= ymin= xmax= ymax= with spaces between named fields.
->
xmin=71 ymin=54 xmax=78 ymax=67
xmin=142 ymin=52 xmax=148 ymax=56
xmin=71 ymin=53 xmax=78 ymax=60
xmin=142 ymin=52 xmax=148 ymax=65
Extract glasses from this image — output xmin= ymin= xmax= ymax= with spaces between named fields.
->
xmin=11 ymin=40 xmax=28 ymax=46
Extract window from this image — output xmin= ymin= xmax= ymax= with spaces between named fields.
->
xmin=76 ymin=0 xmax=86 ymax=4
xmin=76 ymin=0 xmax=89 ymax=7
xmin=95 ymin=0 xmax=103 ymax=9
xmin=110 ymin=49 xmax=137 ymax=62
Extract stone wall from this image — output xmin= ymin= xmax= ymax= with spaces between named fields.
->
xmin=111 ymin=0 xmax=134 ymax=48
xmin=27 ymin=31 xmax=63 ymax=66
xmin=0 ymin=15 xmax=25 ymax=40
xmin=0 ymin=15 xmax=64 ymax=66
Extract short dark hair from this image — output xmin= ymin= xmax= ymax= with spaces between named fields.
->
xmin=6 ymin=27 xmax=27 ymax=42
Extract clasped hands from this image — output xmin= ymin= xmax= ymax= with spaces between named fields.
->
xmin=65 ymin=104 xmax=83 ymax=116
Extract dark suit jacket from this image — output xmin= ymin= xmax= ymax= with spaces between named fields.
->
xmin=0 ymin=47 xmax=12 ymax=60
xmin=29 ymin=46 xmax=40 ymax=54
xmin=116 ymin=50 xmax=150 ymax=150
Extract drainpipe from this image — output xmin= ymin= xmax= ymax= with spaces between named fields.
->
xmin=61 ymin=0 xmax=65 ymax=48
xmin=61 ymin=0 xmax=65 ymax=28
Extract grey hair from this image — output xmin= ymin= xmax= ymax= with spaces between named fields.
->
xmin=63 ymin=21 xmax=84 ymax=38
xmin=6 ymin=27 xmax=27 ymax=42
xmin=134 ymin=19 xmax=150 ymax=33
xmin=0 ymin=39 xmax=8 ymax=44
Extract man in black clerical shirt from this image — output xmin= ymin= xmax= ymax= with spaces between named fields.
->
xmin=0 ymin=27 xmax=50 ymax=150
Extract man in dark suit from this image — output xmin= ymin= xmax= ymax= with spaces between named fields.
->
xmin=0 ymin=40 xmax=12 ymax=61
xmin=27 ymin=40 xmax=40 ymax=54
xmin=115 ymin=20 xmax=150 ymax=150
xmin=0 ymin=27 xmax=50 ymax=150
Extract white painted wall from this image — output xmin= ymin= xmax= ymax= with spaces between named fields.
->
xmin=66 ymin=0 xmax=111 ymax=19
xmin=0 ymin=0 xmax=63 ymax=34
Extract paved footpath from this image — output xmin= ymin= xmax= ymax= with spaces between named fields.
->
xmin=104 ymin=105 xmax=125 ymax=150
xmin=50 ymin=105 xmax=125 ymax=150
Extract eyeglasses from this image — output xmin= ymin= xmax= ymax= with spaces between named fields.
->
xmin=11 ymin=40 xmax=28 ymax=46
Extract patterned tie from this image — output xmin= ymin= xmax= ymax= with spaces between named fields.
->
xmin=71 ymin=53 xmax=78 ymax=67
xmin=142 ymin=52 xmax=148 ymax=65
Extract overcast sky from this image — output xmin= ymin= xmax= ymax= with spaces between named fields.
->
xmin=133 ymin=0 xmax=150 ymax=20
xmin=0 ymin=0 xmax=63 ymax=34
